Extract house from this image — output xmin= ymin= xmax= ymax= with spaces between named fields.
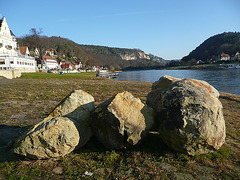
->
xmin=220 ymin=52 xmax=230 ymax=61
xmin=0 ymin=16 xmax=36 ymax=72
xmin=59 ymin=62 xmax=73 ymax=70
xmin=45 ymin=49 xmax=54 ymax=56
xmin=42 ymin=55 xmax=59 ymax=70
xmin=19 ymin=46 xmax=30 ymax=56
xmin=33 ymin=48 xmax=40 ymax=58
xmin=71 ymin=62 xmax=79 ymax=69
xmin=234 ymin=52 xmax=240 ymax=60
xmin=45 ymin=48 xmax=57 ymax=58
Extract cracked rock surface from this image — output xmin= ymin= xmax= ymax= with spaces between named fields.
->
xmin=91 ymin=91 xmax=154 ymax=149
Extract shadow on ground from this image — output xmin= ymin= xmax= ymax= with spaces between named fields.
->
xmin=0 ymin=125 xmax=31 ymax=162
xmin=0 ymin=124 xmax=172 ymax=163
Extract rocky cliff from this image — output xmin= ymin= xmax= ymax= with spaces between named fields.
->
xmin=120 ymin=51 xmax=150 ymax=61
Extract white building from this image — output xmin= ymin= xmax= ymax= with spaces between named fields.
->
xmin=0 ymin=16 xmax=37 ymax=72
xmin=42 ymin=55 xmax=60 ymax=70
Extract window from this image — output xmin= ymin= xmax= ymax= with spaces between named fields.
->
xmin=0 ymin=59 xmax=5 ymax=64
xmin=10 ymin=59 xmax=14 ymax=64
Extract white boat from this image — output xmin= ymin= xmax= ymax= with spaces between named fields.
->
xmin=228 ymin=64 xmax=240 ymax=69
xmin=96 ymin=69 xmax=119 ymax=78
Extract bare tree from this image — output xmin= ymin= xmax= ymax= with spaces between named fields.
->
xmin=22 ymin=28 xmax=45 ymax=57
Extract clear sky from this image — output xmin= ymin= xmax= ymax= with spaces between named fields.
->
xmin=1 ymin=0 xmax=239 ymax=60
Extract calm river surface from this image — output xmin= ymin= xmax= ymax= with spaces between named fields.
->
xmin=116 ymin=69 xmax=240 ymax=95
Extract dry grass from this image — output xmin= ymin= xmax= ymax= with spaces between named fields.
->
xmin=0 ymin=75 xmax=239 ymax=179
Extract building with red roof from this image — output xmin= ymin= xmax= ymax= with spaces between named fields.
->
xmin=42 ymin=55 xmax=59 ymax=69
xmin=221 ymin=52 xmax=230 ymax=61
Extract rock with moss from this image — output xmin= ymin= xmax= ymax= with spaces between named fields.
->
xmin=91 ymin=91 xmax=154 ymax=149
xmin=147 ymin=75 xmax=226 ymax=156
xmin=13 ymin=89 xmax=95 ymax=159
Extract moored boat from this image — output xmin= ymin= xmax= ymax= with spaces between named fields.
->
xmin=228 ymin=64 xmax=240 ymax=69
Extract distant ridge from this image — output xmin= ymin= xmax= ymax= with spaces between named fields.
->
xmin=17 ymin=36 xmax=166 ymax=69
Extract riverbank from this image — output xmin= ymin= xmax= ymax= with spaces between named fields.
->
xmin=0 ymin=76 xmax=239 ymax=179
xmin=164 ymin=63 xmax=240 ymax=70
xmin=165 ymin=64 xmax=221 ymax=70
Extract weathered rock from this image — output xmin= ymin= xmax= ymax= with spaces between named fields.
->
xmin=147 ymin=75 xmax=226 ymax=155
xmin=48 ymin=89 xmax=95 ymax=148
xmin=91 ymin=91 xmax=154 ymax=149
xmin=13 ymin=89 xmax=95 ymax=159
xmin=49 ymin=89 xmax=95 ymax=121
xmin=13 ymin=117 xmax=79 ymax=159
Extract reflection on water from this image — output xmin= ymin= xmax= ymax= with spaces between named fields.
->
xmin=116 ymin=69 xmax=240 ymax=95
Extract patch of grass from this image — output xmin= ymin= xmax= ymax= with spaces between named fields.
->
xmin=194 ymin=145 xmax=232 ymax=165
xmin=20 ymin=72 xmax=96 ymax=79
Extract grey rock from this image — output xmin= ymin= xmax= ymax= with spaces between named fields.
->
xmin=147 ymin=75 xmax=226 ymax=155
xmin=52 ymin=167 xmax=63 ymax=175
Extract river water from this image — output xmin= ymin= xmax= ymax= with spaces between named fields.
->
xmin=115 ymin=69 xmax=240 ymax=95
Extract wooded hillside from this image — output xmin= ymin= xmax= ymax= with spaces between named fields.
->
xmin=181 ymin=32 xmax=240 ymax=63
xmin=17 ymin=31 xmax=166 ymax=69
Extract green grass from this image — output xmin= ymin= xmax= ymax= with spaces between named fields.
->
xmin=20 ymin=72 xmax=96 ymax=79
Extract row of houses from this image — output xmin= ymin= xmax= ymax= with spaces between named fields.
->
xmin=201 ymin=52 xmax=240 ymax=64
xmin=37 ymin=55 xmax=83 ymax=71
xmin=219 ymin=52 xmax=240 ymax=61
xmin=0 ymin=16 xmax=86 ymax=72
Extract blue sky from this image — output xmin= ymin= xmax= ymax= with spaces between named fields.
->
xmin=1 ymin=0 xmax=239 ymax=60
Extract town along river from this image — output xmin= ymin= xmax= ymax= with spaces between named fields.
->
xmin=115 ymin=69 xmax=240 ymax=95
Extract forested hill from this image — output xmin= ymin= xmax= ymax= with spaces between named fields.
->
xmin=181 ymin=32 xmax=240 ymax=62
xmin=17 ymin=35 xmax=166 ymax=69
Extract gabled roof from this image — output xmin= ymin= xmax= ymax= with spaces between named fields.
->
xmin=221 ymin=52 xmax=230 ymax=57
xmin=19 ymin=46 xmax=28 ymax=55
xmin=0 ymin=16 xmax=6 ymax=28
xmin=42 ymin=55 xmax=53 ymax=60
xmin=10 ymin=30 xmax=15 ymax=37
xmin=42 ymin=55 xmax=58 ymax=64
xmin=61 ymin=63 xmax=72 ymax=68
xmin=0 ymin=17 xmax=16 ymax=38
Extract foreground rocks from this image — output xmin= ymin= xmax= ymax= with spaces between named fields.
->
xmin=147 ymin=75 xmax=226 ymax=155
xmin=91 ymin=91 xmax=154 ymax=149
xmin=13 ymin=90 xmax=95 ymax=159
xmin=11 ymin=75 xmax=226 ymax=159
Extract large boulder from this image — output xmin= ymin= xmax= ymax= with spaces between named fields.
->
xmin=48 ymin=89 xmax=95 ymax=148
xmin=13 ymin=117 xmax=79 ymax=159
xmin=147 ymin=75 xmax=226 ymax=155
xmin=13 ymin=90 xmax=95 ymax=159
xmin=91 ymin=91 xmax=154 ymax=149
